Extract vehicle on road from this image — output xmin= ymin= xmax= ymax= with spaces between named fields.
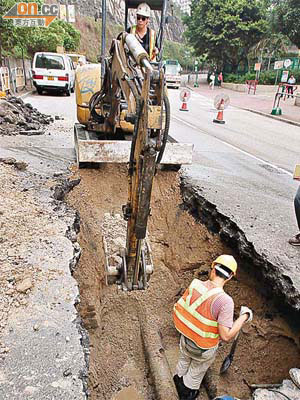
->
xmin=32 ymin=52 xmax=75 ymax=96
xmin=164 ymin=59 xmax=181 ymax=89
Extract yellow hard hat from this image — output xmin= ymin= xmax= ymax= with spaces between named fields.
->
xmin=137 ymin=2 xmax=151 ymax=17
xmin=211 ymin=255 xmax=237 ymax=276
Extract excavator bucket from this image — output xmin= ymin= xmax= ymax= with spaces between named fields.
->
xmin=74 ymin=123 xmax=193 ymax=165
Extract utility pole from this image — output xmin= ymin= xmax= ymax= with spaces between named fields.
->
xmin=65 ymin=0 xmax=70 ymax=23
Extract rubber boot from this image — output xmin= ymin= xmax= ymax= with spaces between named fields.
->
xmin=173 ymin=375 xmax=182 ymax=393
xmin=173 ymin=375 xmax=190 ymax=399
xmin=184 ymin=388 xmax=199 ymax=400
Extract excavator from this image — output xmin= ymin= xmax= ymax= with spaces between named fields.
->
xmin=74 ymin=0 xmax=193 ymax=291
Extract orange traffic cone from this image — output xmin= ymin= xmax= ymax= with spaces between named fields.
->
xmin=180 ymin=92 xmax=189 ymax=111
xmin=213 ymin=99 xmax=225 ymax=124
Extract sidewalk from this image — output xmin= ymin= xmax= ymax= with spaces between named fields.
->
xmin=187 ymin=83 xmax=300 ymax=127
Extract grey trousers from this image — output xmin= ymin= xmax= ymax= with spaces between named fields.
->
xmin=175 ymin=336 xmax=217 ymax=390
xmin=295 ymin=186 xmax=300 ymax=231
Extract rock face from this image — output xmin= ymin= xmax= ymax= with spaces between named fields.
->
xmin=75 ymin=0 xmax=184 ymax=42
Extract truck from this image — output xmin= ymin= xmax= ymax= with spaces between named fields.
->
xmin=164 ymin=59 xmax=181 ymax=89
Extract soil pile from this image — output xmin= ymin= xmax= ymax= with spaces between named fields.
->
xmin=0 ymin=96 xmax=53 ymax=136
xmin=67 ymin=165 xmax=300 ymax=400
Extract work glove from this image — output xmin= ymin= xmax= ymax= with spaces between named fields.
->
xmin=240 ymin=306 xmax=253 ymax=323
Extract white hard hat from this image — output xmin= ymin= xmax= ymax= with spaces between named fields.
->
xmin=137 ymin=2 xmax=151 ymax=17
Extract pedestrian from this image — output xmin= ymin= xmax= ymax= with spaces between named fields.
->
xmin=287 ymin=75 xmax=296 ymax=98
xmin=173 ymin=255 xmax=253 ymax=400
xmin=209 ymin=72 xmax=215 ymax=90
xmin=288 ymin=185 xmax=300 ymax=246
xmin=218 ymin=72 xmax=223 ymax=88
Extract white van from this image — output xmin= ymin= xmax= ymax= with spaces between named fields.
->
xmin=32 ymin=52 xmax=75 ymax=96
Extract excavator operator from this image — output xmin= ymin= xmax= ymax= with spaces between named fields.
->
xmin=127 ymin=2 xmax=159 ymax=61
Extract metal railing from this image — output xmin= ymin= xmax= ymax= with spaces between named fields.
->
xmin=246 ymin=79 xmax=258 ymax=95
xmin=272 ymin=83 xmax=298 ymax=110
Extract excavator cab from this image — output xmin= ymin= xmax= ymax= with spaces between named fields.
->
xmin=124 ymin=0 xmax=169 ymax=63
xmin=74 ymin=0 xmax=193 ymax=291
xmin=74 ymin=0 xmax=192 ymax=166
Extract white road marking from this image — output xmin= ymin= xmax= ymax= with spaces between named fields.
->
xmin=173 ymin=115 xmax=293 ymax=177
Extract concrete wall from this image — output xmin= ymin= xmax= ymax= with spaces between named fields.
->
xmin=222 ymin=82 xmax=278 ymax=94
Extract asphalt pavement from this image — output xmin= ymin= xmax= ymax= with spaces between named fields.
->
xmin=2 ymin=86 xmax=299 ymax=398
xmin=168 ymin=86 xmax=300 ymax=313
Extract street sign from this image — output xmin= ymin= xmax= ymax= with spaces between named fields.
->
xmin=180 ymin=88 xmax=191 ymax=102
xmin=214 ymin=94 xmax=230 ymax=110
xmin=281 ymin=70 xmax=289 ymax=83
xmin=284 ymin=59 xmax=292 ymax=68
xmin=274 ymin=60 xmax=284 ymax=70
xmin=254 ymin=63 xmax=261 ymax=71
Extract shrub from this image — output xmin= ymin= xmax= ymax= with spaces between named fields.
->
xmin=224 ymin=69 xmax=300 ymax=85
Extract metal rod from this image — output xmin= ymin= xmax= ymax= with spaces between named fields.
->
xmin=133 ymin=239 xmax=142 ymax=287
xmin=101 ymin=0 xmax=106 ymax=81
xmin=158 ymin=0 xmax=168 ymax=62
xmin=125 ymin=4 xmax=128 ymax=31
xmin=250 ymin=384 xmax=281 ymax=389
xmin=21 ymin=47 xmax=27 ymax=86
xmin=141 ymin=58 xmax=153 ymax=72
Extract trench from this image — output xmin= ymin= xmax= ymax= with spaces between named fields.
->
xmin=66 ymin=164 xmax=300 ymax=400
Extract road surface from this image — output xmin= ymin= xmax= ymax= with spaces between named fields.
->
xmin=20 ymin=89 xmax=300 ymax=304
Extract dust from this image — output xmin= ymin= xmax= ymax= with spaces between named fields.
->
xmin=67 ymin=164 xmax=300 ymax=399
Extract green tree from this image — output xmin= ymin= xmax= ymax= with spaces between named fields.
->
xmin=271 ymin=0 xmax=300 ymax=48
xmin=163 ymin=40 xmax=195 ymax=70
xmin=27 ymin=20 xmax=80 ymax=54
xmin=0 ymin=0 xmax=80 ymax=64
xmin=184 ymin=0 xmax=268 ymax=72
xmin=0 ymin=0 xmax=42 ymax=64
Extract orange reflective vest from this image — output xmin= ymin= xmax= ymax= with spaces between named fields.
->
xmin=173 ymin=279 xmax=223 ymax=349
xmin=130 ymin=25 xmax=156 ymax=61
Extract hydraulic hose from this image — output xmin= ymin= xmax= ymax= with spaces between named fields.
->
xmin=156 ymin=92 xmax=170 ymax=165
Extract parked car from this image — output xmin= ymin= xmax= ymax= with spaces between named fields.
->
xmin=32 ymin=52 xmax=75 ymax=96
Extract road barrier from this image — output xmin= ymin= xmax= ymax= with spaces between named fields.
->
xmin=271 ymin=83 xmax=298 ymax=115
xmin=12 ymin=67 xmax=25 ymax=90
xmin=246 ymin=79 xmax=258 ymax=95
xmin=0 ymin=67 xmax=10 ymax=93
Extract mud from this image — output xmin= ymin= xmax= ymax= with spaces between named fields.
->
xmin=67 ymin=165 xmax=300 ymax=399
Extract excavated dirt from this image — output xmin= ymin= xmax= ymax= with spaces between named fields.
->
xmin=0 ymin=97 xmax=53 ymax=136
xmin=67 ymin=165 xmax=300 ymax=400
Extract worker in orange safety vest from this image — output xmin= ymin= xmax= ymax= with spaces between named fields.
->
xmin=127 ymin=2 xmax=158 ymax=61
xmin=173 ymin=255 xmax=253 ymax=400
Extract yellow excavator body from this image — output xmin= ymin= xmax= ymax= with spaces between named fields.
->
xmin=75 ymin=64 xmax=101 ymax=125
xmin=75 ymin=63 xmax=134 ymax=132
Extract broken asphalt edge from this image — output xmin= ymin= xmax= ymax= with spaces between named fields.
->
xmin=180 ymin=177 xmax=300 ymax=322
xmin=0 ymin=170 xmax=88 ymax=400
xmin=186 ymin=85 xmax=300 ymax=128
